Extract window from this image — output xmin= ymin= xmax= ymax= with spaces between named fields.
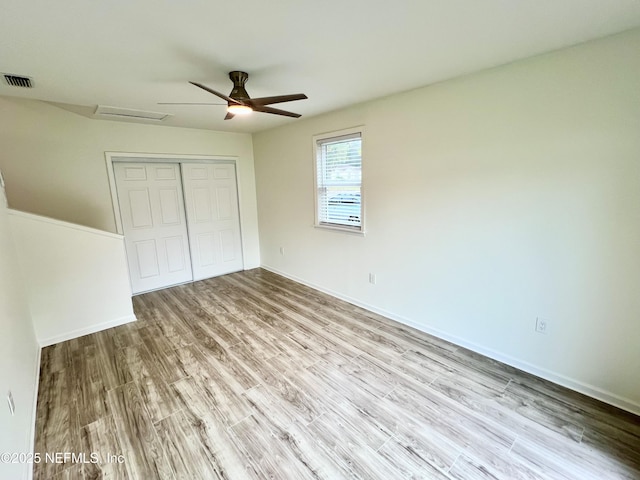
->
xmin=314 ymin=128 xmax=364 ymax=233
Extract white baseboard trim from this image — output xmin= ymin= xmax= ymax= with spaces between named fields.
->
xmin=261 ymin=265 xmax=640 ymax=417
xmin=38 ymin=314 xmax=138 ymax=347
xmin=27 ymin=344 xmax=41 ymax=480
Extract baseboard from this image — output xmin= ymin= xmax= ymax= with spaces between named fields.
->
xmin=27 ymin=344 xmax=41 ymax=480
xmin=261 ymin=264 xmax=640 ymax=417
xmin=38 ymin=314 xmax=137 ymax=347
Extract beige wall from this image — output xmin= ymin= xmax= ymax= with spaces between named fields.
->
xmin=0 ymin=99 xmax=261 ymax=268
xmin=0 ymin=186 xmax=39 ymax=480
xmin=253 ymin=29 xmax=640 ymax=411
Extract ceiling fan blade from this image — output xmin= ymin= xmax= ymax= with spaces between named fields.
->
xmin=247 ymin=93 xmax=308 ymax=106
xmin=252 ymin=105 xmax=301 ymax=118
xmin=189 ymin=81 xmax=242 ymax=105
xmin=224 ymin=112 xmax=235 ymax=120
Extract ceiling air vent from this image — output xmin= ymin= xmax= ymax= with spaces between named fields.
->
xmin=94 ymin=105 xmax=171 ymax=122
xmin=3 ymin=74 xmax=33 ymax=88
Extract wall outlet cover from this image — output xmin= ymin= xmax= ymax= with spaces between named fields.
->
xmin=536 ymin=317 xmax=549 ymax=334
xmin=7 ymin=390 xmax=15 ymax=416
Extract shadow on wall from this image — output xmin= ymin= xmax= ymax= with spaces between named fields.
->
xmin=5 ymin=181 xmax=111 ymax=232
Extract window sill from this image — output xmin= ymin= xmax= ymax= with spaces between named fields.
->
xmin=314 ymin=223 xmax=365 ymax=236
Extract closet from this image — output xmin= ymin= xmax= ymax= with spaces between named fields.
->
xmin=113 ymin=161 xmax=243 ymax=294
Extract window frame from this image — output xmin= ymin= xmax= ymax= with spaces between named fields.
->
xmin=312 ymin=126 xmax=365 ymax=234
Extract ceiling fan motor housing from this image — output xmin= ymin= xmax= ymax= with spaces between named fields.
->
xmin=229 ymin=71 xmax=250 ymax=102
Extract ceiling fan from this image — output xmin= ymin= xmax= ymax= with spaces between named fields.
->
xmin=161 ymin=71 xmax=307 ymax=120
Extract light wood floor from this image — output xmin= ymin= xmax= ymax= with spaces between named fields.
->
xmin=34 ymin=269 xmax=640 ymax=479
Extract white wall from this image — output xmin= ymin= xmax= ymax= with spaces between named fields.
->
xmin=9 ymin=210 xmax=136 ymax=346
xmin=0 ymin=182 xmax=39 ymax=480
xmin=253 ymin=28 xmax=640 ymax=412
xmin=0 ymin=99 xmax=260 ymax=269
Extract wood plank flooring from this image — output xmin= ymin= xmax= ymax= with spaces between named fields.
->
xmin=33 ymin=268 xmax=640 ymax=479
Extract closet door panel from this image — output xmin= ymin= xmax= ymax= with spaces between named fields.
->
xmin=182 ymin=163 xmax=243 ymax=280
xmin=114 ymin=163 xmax=193 ymax=294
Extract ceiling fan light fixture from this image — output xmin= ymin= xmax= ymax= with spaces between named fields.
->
xmin=227 ymin=104 xmax=252 ymax=115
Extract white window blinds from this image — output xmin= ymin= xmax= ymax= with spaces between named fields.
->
xmin=315 ymin=132 xmax=362 ymax=231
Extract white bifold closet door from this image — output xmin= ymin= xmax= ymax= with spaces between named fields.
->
xmin=114 ymin=163 xmax=193 ymax=294
xmin=114 ymin=161 xmax=244 ymax=294
xmin=182 ymin=163 xmax=244 ymax=281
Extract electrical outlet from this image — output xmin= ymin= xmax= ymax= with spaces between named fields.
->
xmin=535 ymin=317 xmax=549 ymax=334
xmin=369 ymin=273 xmax=376 ymax=285
xmin=7 ymin=391 xmax=15 ymax=416
xmin=279 ymin=247 xmax=285 ymax=255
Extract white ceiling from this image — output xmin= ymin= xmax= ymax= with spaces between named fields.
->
xmin=2 ymin=0 xmax=640 ymax=133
